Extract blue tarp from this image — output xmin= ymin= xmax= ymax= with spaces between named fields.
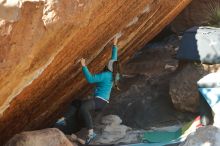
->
xmin=177 ymin=27 xmax=220 ymax=64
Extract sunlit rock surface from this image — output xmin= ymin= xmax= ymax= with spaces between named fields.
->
xmin=5 ymin=128 xmax=74 ymax=146
xmin=0 ymin=0 xmax=191 ymax=144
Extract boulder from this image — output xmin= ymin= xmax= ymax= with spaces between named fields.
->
xmin=172 ymin=0 xmax=220 ymax=33
xmin=5 ymin=128 xmax=75 ymax=146
xmin=181 ymin=126 xmax=220 ymax=146
xmin=0 ymin=0 xmax=192 ymax=144
xmin=169 ymin=63 xmax=206 ymax=113
xmin=94 ymin=115 xmax=132 ymax=144
xmin=170 ymin=62 xmax=220 ymax=113
xmin=101 ymin=115 xmax=122 ymax=125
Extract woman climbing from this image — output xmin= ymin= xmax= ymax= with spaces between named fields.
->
xmin=75 ymin=36 xmax=120 ymax=144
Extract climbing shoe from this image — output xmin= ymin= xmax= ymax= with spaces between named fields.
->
xmin=85 ymin=132 xmax=96 ymax=145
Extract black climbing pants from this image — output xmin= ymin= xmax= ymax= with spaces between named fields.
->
xmin=68 ymin=98 xmax=107 ymax=130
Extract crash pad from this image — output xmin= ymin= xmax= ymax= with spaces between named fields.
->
xmin=177 ymin=26 xmax=220 ymax=64
xmin=197 ymin=72 xmax=220 ymax=88
xmin=141 ymin=116 xmax=201 ymax=144
xmin=142 ymin=129 xmax=181 ymax=143
xmin=198 ymin=88 xmax=220 ymax=108
xmin=198 ymin=72 xmax=220 ymax=115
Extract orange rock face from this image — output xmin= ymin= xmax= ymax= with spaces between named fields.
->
xmin=0 ymin=0 xmax=191 ymax=144
xmin=5 ymin=128 xmax=74 ymax=146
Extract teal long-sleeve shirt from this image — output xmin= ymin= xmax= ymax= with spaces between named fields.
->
xmin=82 ymin=45 xmax=118 ymax=102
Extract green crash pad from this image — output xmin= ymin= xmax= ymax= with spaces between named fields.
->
xmin=142 ymin=129 xmax=181 ymax=143
xmin=141 ymin=120 xmax=195 ymax=143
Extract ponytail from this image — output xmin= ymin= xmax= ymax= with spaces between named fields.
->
xmin=112 ymin=61 xmax=121 ymax=90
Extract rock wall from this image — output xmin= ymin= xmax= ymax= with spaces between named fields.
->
xmin=170 ymin=0 xmax=220 ymax=112
xmin=0 ymin=0 xmax=191 ymax=144
xmin=170 ymin=62 xmax=220 ymax=113
xmin=169 ymin=63 xmax=206 ymax=113
xmin=171 ymin=0 xmax=220 ymax=33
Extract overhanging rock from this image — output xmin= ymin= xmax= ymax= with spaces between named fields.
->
xmin=0 ymin=0 xmax=191 ymax=144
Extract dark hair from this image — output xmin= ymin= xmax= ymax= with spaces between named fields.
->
xmin=103 ymin=65 xmax=110 ymax=72
xmin=112 ymin=61 xmax=121 ymax=90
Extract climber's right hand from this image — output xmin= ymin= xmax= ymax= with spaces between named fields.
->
xmin=80 ymin=58 xmax=86 ymax=67
xmin=113 ymin=36 xmax=118 ymax=46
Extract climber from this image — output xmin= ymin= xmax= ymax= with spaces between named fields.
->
xmin=73 ymin=36 xmax=121 ymax=144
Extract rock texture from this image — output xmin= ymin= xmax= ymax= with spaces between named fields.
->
xmin=169 ymin=63 xmax=206 ymax=113
xmin=171 ymin=0 xmax=220 ymax=33
xmin=93 ymin=114 xmax=147 ymax=145
xmin=93 ymin=35 xmax=196 ymax=130
xmin=0 ymin=0 xmax=191 ymax=144
xmin=5 ymin=128 xmax=74 ymax=146
xmin=170 ymin=62 xmax=220 ymax=113
xmin=94 ymin=115 xmax=132 ymax=144
xmin=181 ymin=126 xmax=220 ymax=146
